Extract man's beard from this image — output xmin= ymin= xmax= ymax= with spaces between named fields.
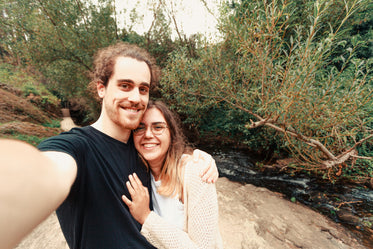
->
xmin=105 ymin=101 xmax=144 ymax=130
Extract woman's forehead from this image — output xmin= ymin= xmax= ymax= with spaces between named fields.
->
xmin=142 ymin=108 xmax=165 ymax=123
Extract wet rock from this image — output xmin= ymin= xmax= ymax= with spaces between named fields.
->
xmin=337 ymin=210 xmax=361 ymax=225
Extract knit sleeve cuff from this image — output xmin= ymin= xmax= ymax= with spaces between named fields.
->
xmin=141 ymin=211 xmax=158 ymax=237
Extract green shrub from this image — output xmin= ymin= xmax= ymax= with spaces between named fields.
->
xmin=2 ymin=134 xmax=46 ymax=147
xmin=42 ymin=119 xmax=61 ymax=128
xmin=160 ymin=0 xmax=373 ymax=182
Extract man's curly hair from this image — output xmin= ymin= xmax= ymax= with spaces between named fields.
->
xmin=91 ymin=42 xmax=160 ymax=89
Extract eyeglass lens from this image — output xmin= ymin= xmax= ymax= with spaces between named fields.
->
xmin=134 ymin=122 xmax=168 ymax=135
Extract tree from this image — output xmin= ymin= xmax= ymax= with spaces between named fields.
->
xmin=0 ymin=0 xmax=128 ymax=121
xmin=160 ymin=0 xmax=373 ymax=182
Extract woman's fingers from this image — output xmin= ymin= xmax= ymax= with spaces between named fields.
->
xmin=126 ymin=180 xmax=135 ymax=196
xmin=203 ymin=160 xmax=219 ymax=183
xmin=129 ymin=173 xmax=146 ymax=189
xmin=132 ymin=173 xmax=143 ymax=186
xmin=193 ymin=149 xmax=219 ymax=183
xmin=122 ymin=173 xmax=151 ymax=224
xmin=126 ymin=174 xmax=148 ymax=199
xmin=122 ymin=195 xmax=131 ymax=207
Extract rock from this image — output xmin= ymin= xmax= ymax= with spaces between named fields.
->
xmin=15 ymin=177 xmax=366 ymax=249
xmin=337 ymin=210 xmax=361 ymax=225
xmin=217 ymin=177 xmax=366 ymax=249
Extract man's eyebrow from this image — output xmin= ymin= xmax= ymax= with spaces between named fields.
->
xmin=117 ymin=79 xmax=150 ymax=88
xmin=140 ymin=82 xmax=151 ymax=88
xmin=117 ymin=79 xmax=134 ymax=83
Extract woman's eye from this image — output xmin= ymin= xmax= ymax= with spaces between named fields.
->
xmin=135 ymin=126 xmax=146 ymax=133
xmin=154 ymin=125 xmax=166 ymax=131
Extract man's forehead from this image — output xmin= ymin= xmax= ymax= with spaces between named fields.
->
xmin=113 ymin=56 xmax=151 ymax=83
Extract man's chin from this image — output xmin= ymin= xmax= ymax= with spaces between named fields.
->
xmin=122 ymin=120 xmax=141 ymax=131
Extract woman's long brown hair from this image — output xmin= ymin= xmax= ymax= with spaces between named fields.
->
xmin=141 ymin=100 xmax=192 ymax=200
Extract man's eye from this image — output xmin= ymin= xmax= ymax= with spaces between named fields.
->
xmin=139 ymin=87 xmax=149 ymax=94
xmin=120 ymin=83 xmax=131 ymax=90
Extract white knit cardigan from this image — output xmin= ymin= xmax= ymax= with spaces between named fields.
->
xmin=141 ymin=157 xmax=223 ymax=249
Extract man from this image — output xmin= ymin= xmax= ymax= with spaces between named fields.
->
xmin=0 ymin=42 xmax=217 ymax=249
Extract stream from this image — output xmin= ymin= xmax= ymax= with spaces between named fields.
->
xmin=201 ymin=146 xmax=373 ymax=247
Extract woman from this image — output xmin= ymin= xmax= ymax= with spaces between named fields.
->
xmin=122 ymin=100 xmax=223 ymax=248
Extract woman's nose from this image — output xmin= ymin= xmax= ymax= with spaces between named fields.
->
xmin=144 ymin=126 xmax=154 ymax=138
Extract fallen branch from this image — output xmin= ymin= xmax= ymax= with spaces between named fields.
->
xmin=337 ymin=200 xmax=363 ymax=209
xmin=245 ymin=116 xmax=373 ymax=168
xmin=246 ymin=118 xmax=336 ymax=159
xmin=321 ymin=149 xmax=358 ymax=169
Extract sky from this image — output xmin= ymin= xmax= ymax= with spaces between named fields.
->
xmin=113 ymin=0 xmax=223 ymax=41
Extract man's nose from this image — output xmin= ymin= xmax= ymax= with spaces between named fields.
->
xmin=128 ymin=88 xmax=141 ymax=103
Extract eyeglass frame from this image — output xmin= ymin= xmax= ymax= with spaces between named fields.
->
xmin=133 ymin=122 xmax=169 ymax=136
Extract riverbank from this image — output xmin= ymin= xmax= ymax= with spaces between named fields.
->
xmin=15 ymin=177 xmax=367 ymax=249
xmin=217 ymin=177 xmax=367 ymax=248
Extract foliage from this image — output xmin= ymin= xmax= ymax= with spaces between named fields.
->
xmin=1 ymin=134 xmax=46 ymax=147
xmin=0 ymin=63 xmax=35 ymax=87
xmin=160 ymin=0 xmax=373 ymax=182
xmin=42 ymin=119 xmax=61 ymax=128
xmin=0 ymin=62 xmax=59 ymax=106
xmin=0 ymin=0 xmax=371 ymax=182
xmin=0 ymin=0 xmax=184 ymax=123
xmin=0 ymin=0 xmax=126 ymax=122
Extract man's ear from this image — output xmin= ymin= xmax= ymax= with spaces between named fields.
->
xmin=97 ymin=81 xmax=105 ymax=98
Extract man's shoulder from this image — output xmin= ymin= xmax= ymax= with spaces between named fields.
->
xmin=37 ymin=126 xmax=93 ymax=150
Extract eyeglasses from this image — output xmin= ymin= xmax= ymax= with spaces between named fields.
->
xmin=133 ymin=122 xmax=168 ymax=136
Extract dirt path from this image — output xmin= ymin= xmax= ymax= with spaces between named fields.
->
xmin=15 ymin=213 xmax=68 ymax=249
xmin=15 ymin=177 xmax=366 ymax=249
xmin=60 ymin=108 xmax=78 ymax=131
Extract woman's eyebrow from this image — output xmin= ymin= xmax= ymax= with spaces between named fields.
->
xmin=151 ymin=122 xmax=167 ymax=125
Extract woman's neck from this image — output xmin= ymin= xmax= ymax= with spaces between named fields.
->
xmin=150 ymin=162 xmax=163 ymax=181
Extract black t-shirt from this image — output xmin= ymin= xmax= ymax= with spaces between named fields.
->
xmin=38 ymin=126 xmax=156 ymax=249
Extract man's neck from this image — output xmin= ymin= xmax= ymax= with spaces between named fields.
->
xmin=91 ymin=116 xmax=131 ymax=144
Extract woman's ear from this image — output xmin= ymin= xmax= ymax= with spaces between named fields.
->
xmin=97 ymin=81 xmax=105 ymax=98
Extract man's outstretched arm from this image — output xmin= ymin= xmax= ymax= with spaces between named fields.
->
xmin=0 ymin=139 xmax=77 ymax=249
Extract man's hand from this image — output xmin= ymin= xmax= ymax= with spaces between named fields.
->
xmin=122 ymin=173 xmax=151 ymax=225
xmin=0 ymin=139 xmax=76 ymax=249
xmin=192 ymin=149 xmax=219 ymax=183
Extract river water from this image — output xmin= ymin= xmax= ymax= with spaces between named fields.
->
xmin=201 ymin=146 xmax=373 ymax=247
